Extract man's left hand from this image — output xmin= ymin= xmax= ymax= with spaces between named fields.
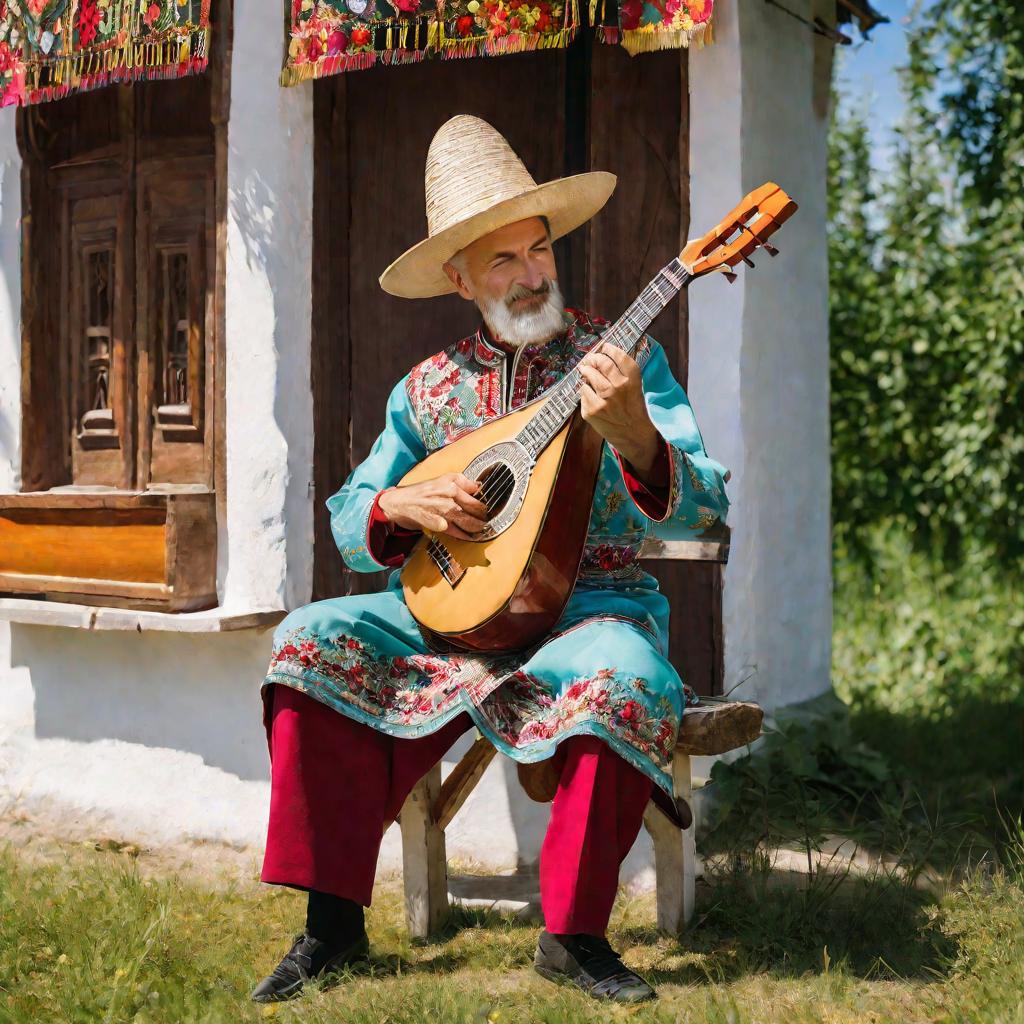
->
xmin=578 ymin=343 xmax=662 ymax=477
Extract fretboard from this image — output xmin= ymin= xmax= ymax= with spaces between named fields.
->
xmin=516 ymin=257 xmax=691 ymax=456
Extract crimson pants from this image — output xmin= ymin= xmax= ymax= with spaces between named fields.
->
xmin=261 ymin=685 xmax=654 ymax=935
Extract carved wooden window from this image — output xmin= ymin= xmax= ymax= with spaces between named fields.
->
xmin=18 ymin=78 xmax=219 ymax=493
xmin=8 ymin=6 xmax=228 ymax=613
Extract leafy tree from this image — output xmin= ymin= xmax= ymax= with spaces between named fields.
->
xmin=829 ymin=2 xmax=1024 ymax=564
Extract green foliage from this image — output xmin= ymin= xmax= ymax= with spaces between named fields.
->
xmin=702 ymin=704 xmax=895 ymax=856
xmin=834 ymin=525 xmax=1024 ymax=837
xmin=703 ymin=525 xmax=1022 ymax=873
xmin=829 ymin=2 xmax=1024 ymax=563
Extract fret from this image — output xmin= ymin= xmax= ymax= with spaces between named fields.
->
xmin=515 ymin=258 xmax=692 ymax=457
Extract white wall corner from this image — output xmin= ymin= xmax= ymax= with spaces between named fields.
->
xmin=0 ymin=112 xmax=23 ymax=703
xmin=0 ymin=110 xmax=21 ymax=496
xmin=689 ymin=0 xmax=833 ymax=711
xmin=222 ymin=12 xmax=315 ymax=614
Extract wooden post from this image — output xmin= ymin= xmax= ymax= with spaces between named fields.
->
xmin=399 ymin=762 xmax=448 ymax=938
xmin=643 ymin=750 xmax=695 ymax=932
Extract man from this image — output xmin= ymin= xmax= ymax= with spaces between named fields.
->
xmin=252 ymin=115 xmax=730 ymax=1005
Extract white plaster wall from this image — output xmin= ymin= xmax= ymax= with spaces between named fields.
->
xmin=0 ymin=104 xmax=22 ymax=797
xmin=689 ymin=0 xmax=833 ymax=711
xmin=0 ymin=110 xmax=19 ymax=496
xmin=221 ymin=4 xmax=315 ymax=613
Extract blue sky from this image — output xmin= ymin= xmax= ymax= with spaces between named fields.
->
xmin=834 ymin=0 xmax=913 ymax=169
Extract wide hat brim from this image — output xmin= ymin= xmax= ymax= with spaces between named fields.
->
xmin=378 ymin=171 xmax=617 ymax=299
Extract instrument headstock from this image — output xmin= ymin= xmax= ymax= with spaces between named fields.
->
xmin=681 ymin=182 xmax=797 ymax=279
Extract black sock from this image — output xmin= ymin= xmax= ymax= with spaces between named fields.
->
xmin=305 ymin=890 xmax=365 ymax=947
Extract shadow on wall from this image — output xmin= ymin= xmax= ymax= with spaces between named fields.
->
xmin=0 ymin=407 xmax=16 ymax=478
xmin=0 ymin=153 xmax=23 ymax=483
xmin=225 ymin=121 xmax=314 ymax=613
xmin=10 ymin=624 xmax=276 ymax=782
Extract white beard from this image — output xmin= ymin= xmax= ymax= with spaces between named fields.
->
xmin=477 ymin=278 xmax=566 ymax=348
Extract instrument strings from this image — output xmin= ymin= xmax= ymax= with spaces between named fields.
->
xmin=451 ymin=259 xmax=691 ymax=529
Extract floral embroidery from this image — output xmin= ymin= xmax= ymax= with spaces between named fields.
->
xmin=694 ymin=507 xmax=719 ymax=530
xmin=435 ymin=0 xmax=575 ymax=57
xmin=281 ymin=0 xmax=713 ymax=84
xmin=282 ymin=0 xmax=579 ymax=84
xmin=405 ymin=308 xmax=609 ymax=449
xmin=406 ymin=349 xmax=491 ymax=450
xmin=0 ymin=0 xmax=209 ymax=109
xmin=598 ymin=0 xmax=712 ymax=56
xmin=481 ymin=669 xmax=678 ymax=774
xmin=579 ymin=542 xmax=643 ymax=580
xmin=683 ymin=450 xmax=706 ymax=492
xmin=267 ymin=625 xmax=686 ymax=780
xmin=268 ymin=627 xmax=517 ymax=728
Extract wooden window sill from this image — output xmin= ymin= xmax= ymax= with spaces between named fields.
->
xmin=0 ymin=597 xmax=285 ymax=633
xmin=0 ymin=490 xmax=218 ymax=612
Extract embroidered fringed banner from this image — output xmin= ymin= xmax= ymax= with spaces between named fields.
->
xmin=281 ymin=0 xmax=710 ymax=84
xmin=595 ymin=0 xmax=711 ymax=55
xmin=0 ymin=0 xmax=210 ymax=108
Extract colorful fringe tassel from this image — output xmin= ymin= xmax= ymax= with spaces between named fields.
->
xmin=282 ymin=0 xmax=608 ymax=85
xmin=0 ymin=0 xmax=211 ymax=109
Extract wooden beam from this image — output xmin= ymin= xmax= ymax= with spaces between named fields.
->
xmin=639 ymin=537 xmax=730 ymax=563
xmin=644 ymin=750 xmax=696 ymax=932
xmin=676 ymin=701 xmax=763 ymax=756
xmin=639 ymin=522 xmax=731 ymax=564
xmin=400 ymin=763 xmax=449 ymax=938
xmin=432 ymin=735 xmax=496 ymax=831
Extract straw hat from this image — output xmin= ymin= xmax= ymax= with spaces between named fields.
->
xmin=379 ymin=115 xmax=616 ymax=299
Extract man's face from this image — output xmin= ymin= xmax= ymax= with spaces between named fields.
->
xmin=443 ymin=217 xmax=565 ymax=347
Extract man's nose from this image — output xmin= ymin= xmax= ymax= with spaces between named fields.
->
xmin=518 ymin=260 xmax=545 ymax=291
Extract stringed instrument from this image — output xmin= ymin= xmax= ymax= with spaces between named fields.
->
xmin=398 ymin=182 xmax=798 ymax=652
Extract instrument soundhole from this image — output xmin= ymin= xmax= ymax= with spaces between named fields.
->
xmin=478 ymin=462 xmax=517 ymax=519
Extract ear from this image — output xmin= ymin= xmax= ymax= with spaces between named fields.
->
xmin=443 ymin=261 xmax=475 ymax=301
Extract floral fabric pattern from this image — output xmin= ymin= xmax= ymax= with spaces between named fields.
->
xmin=263 ymin=582 xmax=700 ymax=793
xmin=593 ymin=0 xmax=712 ymax=54
xmin=281 ymin=0 xmax=579 ymax=84
xmin=280 ymin=0 xmax=710 ymax=83
xmin=483 ymin=669 xmax=678 ymax=765
xmin=268 ymin=626 xmax=518 ymax=728
xmin=404 ymin=308 xmax=615 ymax=452
xmin=0 ymin=0 xmax=209 ymax=108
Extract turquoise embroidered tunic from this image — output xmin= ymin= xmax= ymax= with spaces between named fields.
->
xmin=262 ymin=309 xmax=730 ymax=795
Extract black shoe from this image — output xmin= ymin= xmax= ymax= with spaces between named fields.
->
xmin=251 ymin=931 xmax=369 ymax=1003
xmin=534 ymin=930 xmax=656 ymax=1003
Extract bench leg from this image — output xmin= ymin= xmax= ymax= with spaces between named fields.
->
xmin=399 ymin=762 xmax=448 ymax=938
xmin=643 ymin=751 xmax=695 ymax=932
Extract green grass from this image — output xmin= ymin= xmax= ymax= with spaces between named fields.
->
xmin=0 ymin=831 xmax=1022 ymax=1023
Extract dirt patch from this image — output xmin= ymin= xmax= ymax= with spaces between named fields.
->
xmin=0 ymin=802 xmax=264 ymax=891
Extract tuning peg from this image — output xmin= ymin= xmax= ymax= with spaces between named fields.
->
xmin=763 ymin=241 xmax=780 ymax=257
xmin=741 ymin=255 xmax=756 ymax=268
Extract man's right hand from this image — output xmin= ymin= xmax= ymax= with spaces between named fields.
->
xmin=377 ymin=473 xmax=489 ymax=541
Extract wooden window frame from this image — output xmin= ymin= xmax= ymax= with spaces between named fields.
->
xmin=6 ymin=0 xmax=231 ymax=613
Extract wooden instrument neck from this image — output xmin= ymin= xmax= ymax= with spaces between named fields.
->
xmin=517 ymin=257 xmax=692 ymax=458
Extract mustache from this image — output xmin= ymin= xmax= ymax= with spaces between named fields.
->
xmin=505 ymin=279 xmax=552 ymax=307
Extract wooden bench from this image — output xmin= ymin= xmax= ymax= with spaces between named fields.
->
xmin=397 ymin=524 xmax=764 ymax=936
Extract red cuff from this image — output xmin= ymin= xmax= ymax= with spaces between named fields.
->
xmin=367 ymin=491 xmax=421 ymax=567
xmin=619 ymin=440 xmax=671 ymax=521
